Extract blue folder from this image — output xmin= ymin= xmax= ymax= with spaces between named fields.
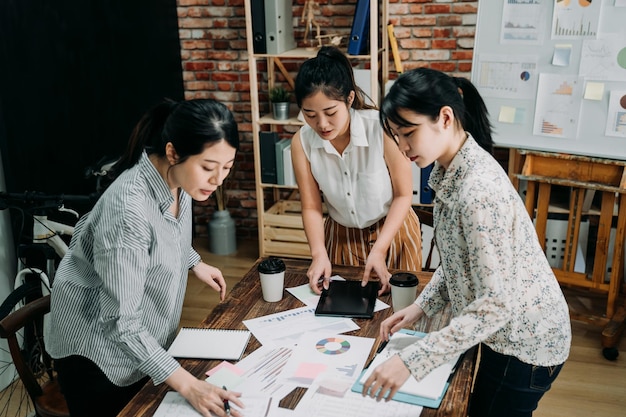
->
xmin=420 ymin=163 xmax=435 ymax=204
xmin=347 ymin=0 xmax=369 ymax=55
xmin=351 ymin=329 xmax=459 ymax=409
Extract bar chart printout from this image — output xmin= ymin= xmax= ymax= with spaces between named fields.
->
xmin=551 ymin=0 xmax=601 ymax=40
xmin=533 ymin=73 xmax=582 ymax=139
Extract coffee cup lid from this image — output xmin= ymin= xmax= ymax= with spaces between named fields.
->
xmin=258 ymin=257 xmax=286 ymax=274
xmin=389 ymin=272 xmax=418 ymax=287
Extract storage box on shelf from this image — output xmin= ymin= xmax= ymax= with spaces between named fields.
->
xmin=244 ymin=0 xmax=388 ymax=258
xmin=263 ymin=200 xmax=328 ymax=258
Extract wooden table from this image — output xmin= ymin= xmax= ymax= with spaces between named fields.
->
xmin=118 ymin=259 xmax=477 ymax=417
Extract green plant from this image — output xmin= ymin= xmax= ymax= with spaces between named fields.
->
xmin=269 ymin=86 xmax=291 ymax=103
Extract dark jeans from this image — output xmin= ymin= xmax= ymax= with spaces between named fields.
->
xmin=469 ymin=344 xmax=564 ymax=417
xmin=55 ymin=355 xmax=149 ymax=417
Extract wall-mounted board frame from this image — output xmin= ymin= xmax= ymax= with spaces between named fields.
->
xmin=471 ymin=0 xmax=626 ymax=161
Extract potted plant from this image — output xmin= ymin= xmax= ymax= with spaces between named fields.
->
xmin=269 ymin=86 xmax=291 ymax=120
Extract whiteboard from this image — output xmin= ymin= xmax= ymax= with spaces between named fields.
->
xmin=470 ymin=0 xmax=626 ymax=161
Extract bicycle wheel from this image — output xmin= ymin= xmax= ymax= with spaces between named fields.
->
xmin=0 ymin=282 xmax=48 ymax=417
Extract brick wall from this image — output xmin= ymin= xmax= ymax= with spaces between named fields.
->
xmin=177 ymin=0 xmax=478 ymax=240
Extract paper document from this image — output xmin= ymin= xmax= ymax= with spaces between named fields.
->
xmin=242 ymin=306 xmax=359 ymax=346
xmin=352 ymin=329 xmax=460 ymax=408
xmin=153 ymin=391 xmax=270 ymax=417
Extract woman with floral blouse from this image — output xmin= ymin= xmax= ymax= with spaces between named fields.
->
xmin=361 ymin=68 xmax=571 ymax=417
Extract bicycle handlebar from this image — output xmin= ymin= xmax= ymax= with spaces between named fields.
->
xmin=0 ymin=191 xmax=100 ymax=209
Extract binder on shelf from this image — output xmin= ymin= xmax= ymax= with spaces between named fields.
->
xmin=283 ymin=142 xmax=296 ymax=186
xmin=347 ymin=0 xmax=370 ymax=55
xmin=275 ymin=138 xmax=292 ymax=185
xmin=260 ymin=132 xmax=279 ymax=184
xmin=251 ymin=0 xmax=266 ymax=54
xmin=264 ymin=0 xmax=296 ymax=55
xmin=420 ymin=163 xmax=435 ymax=204
xmin=411 ymin=163 xmax=421 ymax=205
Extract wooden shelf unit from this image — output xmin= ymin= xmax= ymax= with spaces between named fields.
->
xmin=511 ymin=149 xmax=626 ymax=353
xmin=243 ymin=0 xmax=388 ymax=258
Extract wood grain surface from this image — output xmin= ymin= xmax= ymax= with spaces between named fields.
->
xmin=118 ymin=258 xmax=476 ymax=417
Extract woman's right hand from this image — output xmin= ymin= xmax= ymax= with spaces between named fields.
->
xmin=167 ymin=368 xmax=244 ymax=417
xmin=307 ymin=255 xmax=332 ymax=294
xmin=379 ymin=304 xmax=424 ymax=341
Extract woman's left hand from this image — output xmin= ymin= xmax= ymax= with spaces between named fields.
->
xmin=362 ymin=250 xmax=391 ymax=295
xmin=361 ymin=354 xmax=411 ymax=402
xmin=192 ymin=262 xmax=227 ymax=301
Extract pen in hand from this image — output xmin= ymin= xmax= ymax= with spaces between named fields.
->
xmin=222 ymin=385 xmax=231 ymax=415
xmin=376 ymin=340 xmax=389 ymax=354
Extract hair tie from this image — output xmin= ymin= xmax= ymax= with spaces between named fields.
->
xmin=453 ymin=77 xmax=464 ymax=98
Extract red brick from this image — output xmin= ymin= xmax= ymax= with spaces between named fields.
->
xmin=452 ymin=50 xmax=473 ymax=61
xmin=458 ymin=62 xmax=473 ymax=73
xmin=432 ymin=39 xmax=456 ymax=49
xmin=424 ymin=5 xmax=451 ymax=14
xmin=433 ymin=28 xmax=451 ymax=38
xmin=430 ymin=62 xmax=457 ymax=72
xmin=453 ymin=3 xmax=478 ymax=14
xmin=400 ymin=39 xmax=430 ymax=49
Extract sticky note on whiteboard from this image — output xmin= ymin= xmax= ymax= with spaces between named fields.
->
xmin=498 ymin=106 xmax=525 ymax=124
xmin=583 ymin=82 xmax=604 ymax=100
xmin=499 ymin=106 xmax=516 ymax=123
xmin=552 ymin=44 xmax=572 ymax=67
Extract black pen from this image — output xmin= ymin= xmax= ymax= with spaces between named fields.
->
xmin=222 ymin=386 xmax=231 ymax=415
xmin=365 ymin=339 xmax=389 ymax=369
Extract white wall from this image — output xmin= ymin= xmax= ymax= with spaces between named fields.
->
xmin=0 ymin=147 xmax=17 ymax=390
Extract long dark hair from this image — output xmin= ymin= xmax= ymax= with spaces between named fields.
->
xmin=380 ymin=68 xmax=493 ymax=154
xmin=294 ymin=45 xmax=376 ymax=110
xmin=110 ymin=98 xmax=239 ymax=179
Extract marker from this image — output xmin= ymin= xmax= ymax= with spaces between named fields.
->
xmin=222 ymin=386 xmax=231 ymax=415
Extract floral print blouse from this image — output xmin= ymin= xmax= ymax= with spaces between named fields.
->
xmin=399 ymin=135 xmax=571 ymax=382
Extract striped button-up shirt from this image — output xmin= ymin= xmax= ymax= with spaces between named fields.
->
xmin=46 ymin=152 xmax=201 ymax=386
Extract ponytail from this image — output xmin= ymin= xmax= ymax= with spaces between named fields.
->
xmin=454 ymin=77 xmax=493 ymax=154
xmin=109 ymin=99 xmax=177 ymax=179
xmin=295 ymin=45 xmax=376 ymax=110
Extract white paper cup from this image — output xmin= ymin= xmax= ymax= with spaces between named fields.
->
xmin=259 ymin=271 xmax=285 ymax=302
xmin=389 ymin=272 xmax=419 ymax=312
xmin=258 ymin=258 xmax=286 ymax=302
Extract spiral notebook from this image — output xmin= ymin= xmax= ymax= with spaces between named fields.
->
xmin=167 ymin=328 xmax=251 ymax=360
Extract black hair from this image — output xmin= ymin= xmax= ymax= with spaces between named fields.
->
xmin=110 ymin=98 xmax=239 ymax=179
xmin=294 ymin=45 xmax=376 ymax=110
xmin=380 ymin=68 xmax=493 ymax=154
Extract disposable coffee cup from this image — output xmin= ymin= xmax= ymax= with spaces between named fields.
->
xmin=389 ymin=272 xmax=419 ymax=312
xmin=258 ymin=257 xmax=286 ymax=302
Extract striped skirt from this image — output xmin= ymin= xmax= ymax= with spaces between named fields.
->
xmin=324 ymin=209 xmax=422 ymax=272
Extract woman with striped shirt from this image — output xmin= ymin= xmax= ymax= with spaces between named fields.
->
xmin=46 ymin=99 xmax=244 ymax=417
xmin=291 ymin=46 xmax=422 ymax=296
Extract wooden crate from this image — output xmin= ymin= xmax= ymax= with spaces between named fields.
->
xmin=263 ymin=200 xmax=326 ymax=258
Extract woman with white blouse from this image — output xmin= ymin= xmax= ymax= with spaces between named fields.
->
xmin=291 ymin=46 xmax=422 ymax=295
xmin=361 ymin=68 xmax=571 ymax=417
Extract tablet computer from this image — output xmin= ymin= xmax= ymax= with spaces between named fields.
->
xmin=314 ymin=280 xmax=378 ymax=319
